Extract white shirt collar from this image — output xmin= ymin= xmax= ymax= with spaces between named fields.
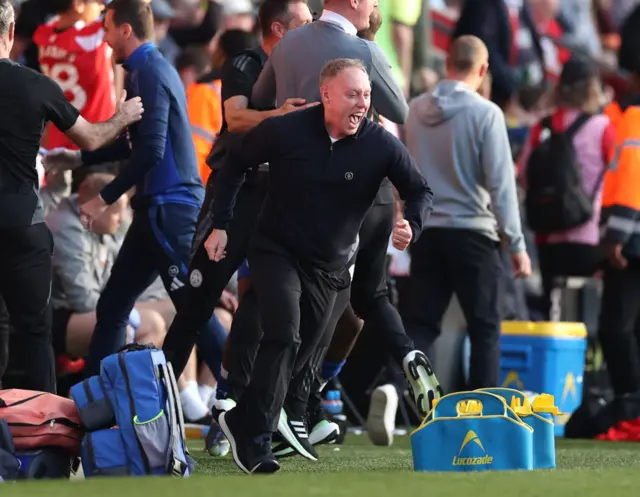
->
xmin=318 ymin=10 xmax=358 ymax=37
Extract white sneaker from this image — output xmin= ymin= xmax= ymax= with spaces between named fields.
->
xmin=366 ymin=384 xmax=398 ymax=447
xmin=211 ymin=398 xmax=236 ymax=423
xmin=402 ymin=350 xmax=443 ymax=418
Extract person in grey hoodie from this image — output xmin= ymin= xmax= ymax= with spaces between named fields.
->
xmin=403 ymin=35 xmax=532 ymax=389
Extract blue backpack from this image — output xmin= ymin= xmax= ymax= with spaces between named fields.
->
xmin=70 ymin=345 xmax=194 ymax=477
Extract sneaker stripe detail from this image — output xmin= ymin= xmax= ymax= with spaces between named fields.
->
xmin=276 ymin=408 xmax=318 ymax=462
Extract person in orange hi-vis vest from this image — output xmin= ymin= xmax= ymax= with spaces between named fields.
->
xmin=597 ymin=62 xmax=640 ymax=407
xmin=186 ymin=30 xmax=259 ymax=184
xmin=187 ymin=79 xmax=223 ymax=184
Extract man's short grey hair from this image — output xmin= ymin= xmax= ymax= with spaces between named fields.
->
xmin=319 ymin=58 xmax=368 ymax=86
xmin=0 ymin=0 xmax=14 ymax=37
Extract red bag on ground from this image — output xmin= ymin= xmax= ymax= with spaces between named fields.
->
xmin=0 ymin=389 xmax=83 ymax=455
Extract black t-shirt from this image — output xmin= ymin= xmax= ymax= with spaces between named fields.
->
xmin=205 ymin=47 xmax=268 ymax=174
xmin=0 ymin=59 xmax=80 ymax=228
xmin=219 ymin=46 xmax=268 ymax=136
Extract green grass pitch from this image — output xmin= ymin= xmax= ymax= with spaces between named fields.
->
xmin=4 ymin=435 xmax=640 ymax=496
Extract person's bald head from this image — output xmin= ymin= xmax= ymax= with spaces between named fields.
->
xmin=323 ymin=0 xmax=376 ymax=31
xmin=446 ymin=35 xmax=489 ymax=91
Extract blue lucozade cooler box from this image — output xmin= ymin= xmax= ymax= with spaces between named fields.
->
xmin=499 ymin=322 xmax=588 ymax=436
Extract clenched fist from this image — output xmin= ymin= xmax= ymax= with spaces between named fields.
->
xmin=392 ymin=219 xmax=412 ymax=251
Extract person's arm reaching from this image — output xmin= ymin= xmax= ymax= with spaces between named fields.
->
xmin=99 ymin=69 xmax=169 ymax=205
xmin=42 ymin=82 xmax=141 ymax=173
xmin=205 ymin=118 xmax=279 ymax=261
xmin=368 ymin=41 xmax=409 ymax=124
xmin=221 ymin=50 xmax=307 ymax=132
xmin=225 ymin=95 xmax=317 ymax=133
xmin=480 ymin=108 xmax=525 ymax=254
xmin=63 ymin=91 xmax=142 ymax=152
xmin=385 ymin=138 xmax=433 ymax=245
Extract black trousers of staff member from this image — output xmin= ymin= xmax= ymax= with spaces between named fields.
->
xmin=286 ymin=199 xmax=415 ymax=414
xmin=225 ymin=197 xmax=416 ymax=411
xmin=0 ymin=224 xmax=56 ymax=393
xmin=406 ymin=228 xmax=503 ymax=389
xmin=597 ymin=259 xmax=640 ymax=396
xmin=223 ymin=269 xmax=351 ymax=405
xmin=236 ymin=233 xmax=350 ymax=436
xmin=162 ymin=169 xmax=268 ymax=377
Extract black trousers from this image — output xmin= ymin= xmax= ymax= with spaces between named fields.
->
xmin=597 ymin=260 xmax=640 ymax=396
xmin=236 ymin=235 xmax=348 ymax=435
xmin=162 ymin=171 xmax=268 ymax=377
xmin=287 ymin=201 xmax=416 ymax=409
xmin=225 ymin=287 xmax=261 ymax=401
xmin=406 ymin=228 xmax=502 ymax=389
xmin=225 ymin=202 xmax=413 ymax=413
xmin=224 ymin=271 xmax=350 ymax=409
xmin=348 ymin=202 xmax=414 ymax=365
xmin=0 ymin=224 xmax=56 ymax=393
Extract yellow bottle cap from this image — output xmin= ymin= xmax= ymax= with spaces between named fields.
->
xmin=531 ymin=394 xmax=562 ymax=415
xmin=511 ymin=396 xmax=533 ymax=416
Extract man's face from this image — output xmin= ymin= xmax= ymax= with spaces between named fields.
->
xmin=92 ymin=195 xmax=129 ymax=235
xmin=285 ymin=1 xmax=313 ymax=31
xmin=323 ymin=67 xmax=371 ymax=136
xmin=103 ymin=9 xmax=127 ymax=63
xmin=272 ymin=1 xmax=312 ymax=40
xmin=354 ymin=0 xmax=376 ymax=31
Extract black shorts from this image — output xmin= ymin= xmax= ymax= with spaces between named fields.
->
xmin=51 ymin=308 xmax=72 ymax=355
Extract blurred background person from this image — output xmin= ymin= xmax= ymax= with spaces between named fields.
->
xmin=518 ymin=57 xmax=614 ymax=318
xmin=187 ymin=29 xmax=259 ymax=184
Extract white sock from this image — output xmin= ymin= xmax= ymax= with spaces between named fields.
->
xmin=198 ymin=384 xmax=216 ymax=406
xmin=180 ymin=381 xmax=209 ymax=421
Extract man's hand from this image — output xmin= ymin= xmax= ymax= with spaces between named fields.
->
xmin=80 ymin=195 xmax=108 ymax=230
xmin=510 ymin=251 xmax=532 ymax=278
xmin=42 ymin=148 xmax=82 ymax=174
xmin=205 ymin=229 xmax=228 ymax=262
xmin=605 ymin=242 xmax=628 ymax=269
xmin=392 ymin=219 xmax=412 ymax=251
xmin=219 ymin=290 xmax=239 ymax=313
xmin=278 ymin=98 xmax=320 ymax=116
xmin=115 ymin=90 xmax=144 ymax=127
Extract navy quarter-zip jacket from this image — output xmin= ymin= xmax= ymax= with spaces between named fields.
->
xmin=211 ymin=105 xmax=433 ymax=271
xmin=81 ymin=42 xmax=204 ymax=209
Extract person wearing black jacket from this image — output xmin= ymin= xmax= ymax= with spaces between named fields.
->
xmin=207 ymin=58 xmax=433 ymax=474
xmin=0 ymin=0 xmax=143 ymax=393
xmin=453 ymin=0 xmax=545 ymax=109
xmin=160 ymin=0 xmax=314 ymax=383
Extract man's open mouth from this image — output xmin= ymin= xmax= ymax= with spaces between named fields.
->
xmin=349 ymin=112 xmax=364 ymax=126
